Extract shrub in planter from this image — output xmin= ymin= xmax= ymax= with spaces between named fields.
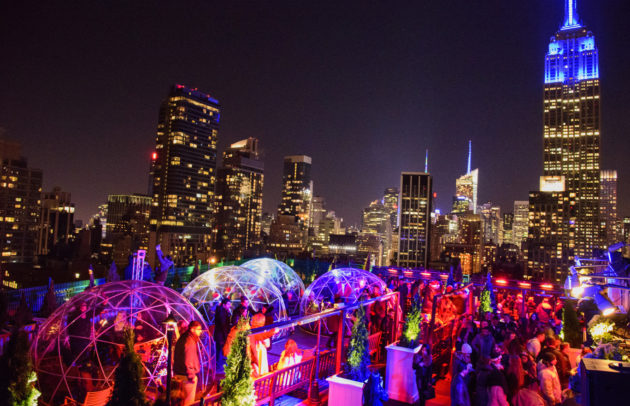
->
xmin=399 ymin=298 xmax=422 ymax=348
xmin=221 ymin=318 xmax=256 ymax=406
xmin=561 ymin=299 xmax=582 ymax=348
xmin=0 ymin=329 xmax=41 ymax=406
xmin=107 ymin=329 xmax=148 ymax=406
xmin=344 ymin=305 xmax=370 ymax=382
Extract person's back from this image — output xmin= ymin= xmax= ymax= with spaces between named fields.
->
xmin=214 ymin=305 xmax=230 ymax=341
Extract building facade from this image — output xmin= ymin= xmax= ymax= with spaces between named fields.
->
xmin=397 ymin=172 xmax=432 ymax=269
xmin=37 ymin=187 xmax=75 ymax=256
xmin=106 ymin=194 xmax=152 ymax=268
xmin=149 ymin=85 xmax=220 ymax=265
xmin=525 ymin=189 xmax=576 ymax=282
xmin=215 ymin=138 xmax=264 ymax=260
xmin=0 ymin=140 xmax=42 ymax=264
xmin=278 ymin=155 xmax=313 ymax=228
xmin=542 ymin=0 xmax=602 ymax=257
xmin=512 ymin=201 xmax=529 ymax=249
xmin=600 ymin=170 xmax=619 ymax=246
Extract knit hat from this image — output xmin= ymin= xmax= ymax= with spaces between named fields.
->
xmin=461 ymin=343 xmax=473 ymax=354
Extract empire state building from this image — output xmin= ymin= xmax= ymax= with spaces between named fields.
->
xmin=542 ymin=0 xmax=602 ymax=257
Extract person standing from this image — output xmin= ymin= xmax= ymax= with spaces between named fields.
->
xmin=173 ymin=321 xmax=203 ymax=406
xmin=214 ymin=298 xmax=231 ymax=366
xmin=231 ymin=296 xmax=253 ymax=327
xmin=414 ymin=344 xmax=434 ymax=406
xmin=249 ymin=313 xmax=278 ymax=376
xmin=538 ymin=352 xmax=562 ymax=406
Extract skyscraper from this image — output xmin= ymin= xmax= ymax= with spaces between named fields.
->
xmin=502 ymin=212 xmax=514 ymax=246
xmin=512 ymin=201 xmax=529 ymax=249
xmin=106 ymin=194 xmax=152 ymax=267
xmin=0 ymin=140 xmax=42 ymax=264
xmin=525 ymin=188 xmax=576 ymax=282
xmin=452 ymin=142 xmax=478 ymax=214
xmin=215 ymin=138 xmax=264 ymax=259
xmin=149 ymin=85 xmax=220 ymax=264
xmin=383 ymin=187 xmax=399 ymax=228
xmin=600 ymin=170 xmax=619 ymax=246
xmin=543 ymin=0 xmax=602 ymax=257
xmin=361 ymin=200 xmax=392 ymax=265
xmin=397 ymin=172 xmax=432 ymax=269
xmin=479 ymin=203 xmax=501 ymax=245
xmin=37 ymin=187 xmax=75 ymax=256
xmin=278 ymin=155 xmax=313 ymax=227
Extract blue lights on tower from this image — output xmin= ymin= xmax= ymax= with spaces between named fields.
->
xmin=562 ymin=0 xmax=581 ymax=30
xmin=544 ymin=0 xmax=599 ymax=84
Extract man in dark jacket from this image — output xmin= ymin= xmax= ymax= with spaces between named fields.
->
xmin=213 ymin=299 xmax=231 ymax=366
xmin=231 ymin=296 xmax=254 ymax=327
xmin=173 ymin=321 xmax=203 ymax=406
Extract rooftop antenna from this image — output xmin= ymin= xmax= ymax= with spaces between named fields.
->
xmin=467 ymin=140 xmax=472 ymax=174
xmin=425 ymin=149 xmax=429 ymax=173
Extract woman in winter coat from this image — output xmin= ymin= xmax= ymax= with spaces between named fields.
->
xmin=538 ymin=352 xmax=562 ymax=406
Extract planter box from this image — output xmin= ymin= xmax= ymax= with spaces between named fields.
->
xmin=326 ymin=374 xmax=365 ymax=405
xmin=385 ymin=342 xmax=421 ymax=404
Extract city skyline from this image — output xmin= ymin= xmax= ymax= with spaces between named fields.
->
xmin=2 ymin=1 xmax=630 ymax=226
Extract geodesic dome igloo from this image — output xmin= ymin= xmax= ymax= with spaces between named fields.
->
xmin=32 ymin=281 xmax=214 ymax=405
xmin=299 ymin=268 xmax=387 ymax=326
xmin=182 ymin=265 xmax=288 ymax=325
xmin=241 ymin=258 xmax=305 ymax=314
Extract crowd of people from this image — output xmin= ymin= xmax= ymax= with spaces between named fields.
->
xmin=439 ymin=292 xmax=584 ymax=406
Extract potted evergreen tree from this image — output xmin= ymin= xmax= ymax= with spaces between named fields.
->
xmin=561 ymin=299 xmax=583 ymax=368
xmin=384 ymin=297 xmax=423 ymax=403
xmin=0 ymin=328 xmax=41 ymax=406
xmin=221 ymin=318 xmax=256 ymax=406
xmin=327 ymin=305 xmax=372 ymax=405
xmin=107 ymin=328 xmax=148 ymax=406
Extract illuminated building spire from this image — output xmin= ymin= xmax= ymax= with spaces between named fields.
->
xmin=467 ymin=140 xmax=471 ymax=174
xmin=562 ymin=0 xmax=581 ymax=29
xmin=425 ymin=149 xmax=429 ymax=172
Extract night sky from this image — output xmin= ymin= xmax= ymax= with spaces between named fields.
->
xmin=2 ymin=1 xmax=630 ymax=226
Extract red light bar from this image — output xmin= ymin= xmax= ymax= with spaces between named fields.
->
xmin=495 ymin=279 xmax=508 ymax=285
xmin=540 ymin=283 xmax=553 ymax=290
xmin=518 ymin=282 xmax=531 ymax=288
xmin=421 ymin=272 xmax=431 ymax=277
xmin=387 ymin=268 xmax=398 ymax=274
xmin=152 ymin=152 xmax=158 ymax=160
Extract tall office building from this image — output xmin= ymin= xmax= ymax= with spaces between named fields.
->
xmin=149 ymin=85 xmax=220 ymax=264
xmin=0 ymin=139 xmax=42 ymax=263
xmin=502 ymin=212 xmax=514 ymax=246
xmin=397 ymin=172 xmax=432 ymax=269
xmin=106 ymin=194 xmax=152 ymax=267
xmin=600 ymin=170 xmax=619 ymax=246
xmin=362 ymin=200 xmax=392 ymax=265
xmin=37 ymin=187 xmax=75 ymax=256
xmin=512 ymin=201 xmax=529 ymax=249
xmin=452 ymin=141 xmax=479 ymax=214
xmin=444 ymin=214 xmax=483 ymax=275
xmin=479 ymin=203 xmax=502 ymax=245
xmin=383 ymin=187 xmax=399 ymax=228
xmin=542 ymin=0 xmax=602 ymax=257
xmin=215 ymin=138 xmax=264 ymax=259
xmin=278 ymin=155 xmax=313 ymax=227
xmin=525 ymin=188 xmax=576 ymax=282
